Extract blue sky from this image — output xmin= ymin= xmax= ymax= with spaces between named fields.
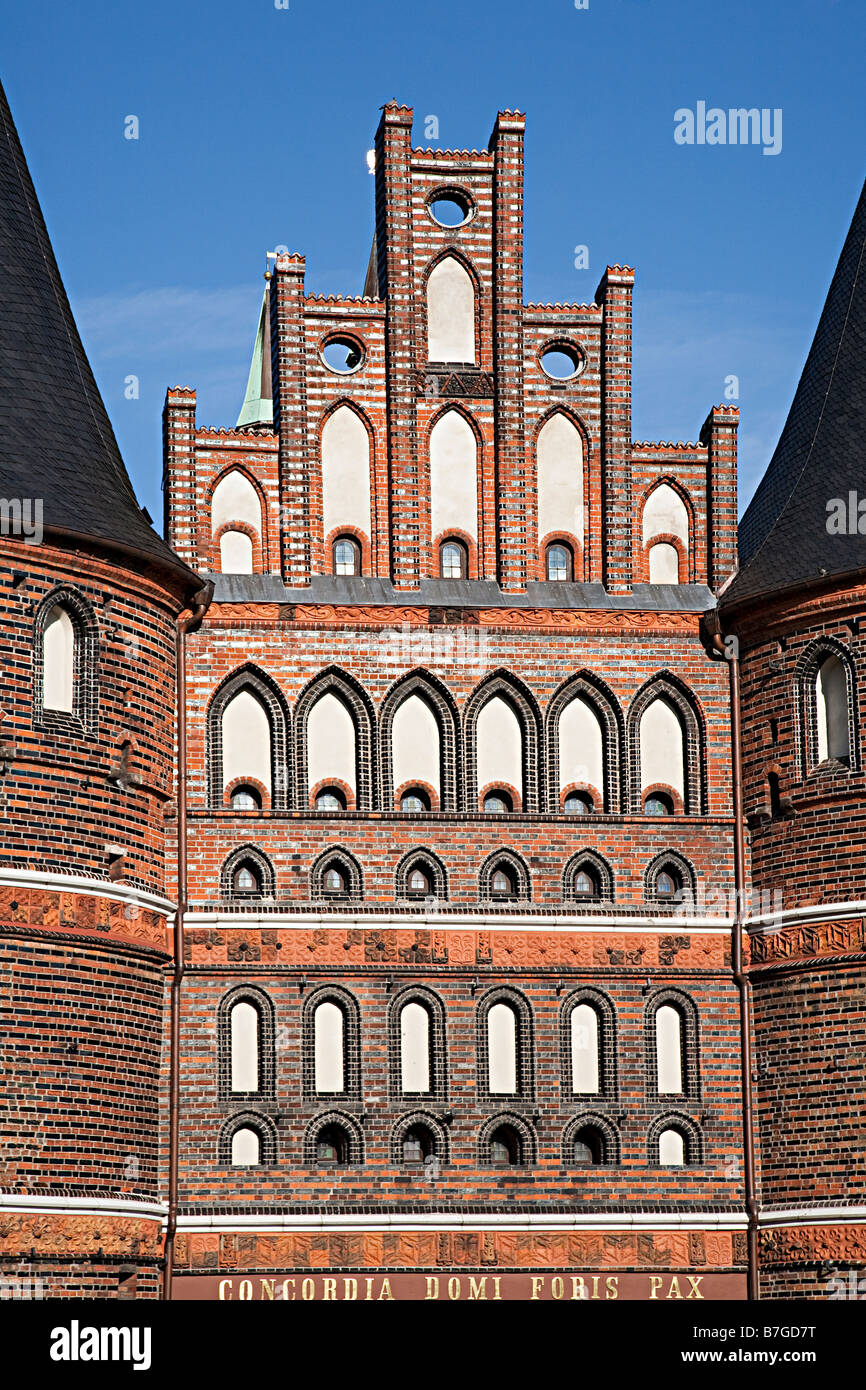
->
xmin=1 ymin=0 xmax=863 ymax=528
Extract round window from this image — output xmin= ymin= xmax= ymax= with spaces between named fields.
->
xmin=428 ymin=191 xmax=472 ymax=228
xmin=539 ymin=342 xmax=585 ymax=381
xmin=321 ymin=336 xmax=365 ymax=374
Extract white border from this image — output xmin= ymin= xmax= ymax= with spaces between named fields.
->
xmin=184 ymin=910 xmax=733 ymax=932
xmin=0 ymin=867 xmax=174 ymax=914
xmin=176 ymin=1210 xmax=748 ymax=1233
xmin=746 ymin=900 xmax=866 ymax=931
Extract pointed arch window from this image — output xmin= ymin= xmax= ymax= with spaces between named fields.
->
xmin=314 ymin=1001 xmax=345 ymax=1093
xmin=42 ymin=606 xmax=75 ymax=713
xmin=570 ymin=1003 xmax=600 ymax=1093
xmin=487 ymin=1002 xmax=518 ymax=1094
xmin=491 ymin=865 xmax=516 ymax=898
xmin=322 ymin=864 xmax=347 ymax=896
xmin=655 ymin=866 xmax=681 ymax=900
xmin=655 ymin=1004 xmax=684 ymax=1094
xmin=400 ymin=1001 xmax=431 ymax=1094
xmin=230 ymin=1001 xmax=260 ymax=1093
xmin=232 ymin=862 xmax=262 ymax=897
xmin=815 ymin=655 xmax=850 ymax=764
xmin=572 ymin=866 xmax=600 ymax=900
xmin=407 ymin=865 xmax=431 ymax=895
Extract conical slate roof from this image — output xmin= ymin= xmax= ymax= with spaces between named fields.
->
xmin=236 ymin=285 xmax=273 ymax=428
xmin=724 ymin=174 xmax=866 ymax=609
xmin=0 ymin=76 xmax=199 ymax=596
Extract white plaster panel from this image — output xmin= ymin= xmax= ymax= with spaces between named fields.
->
xmin=537 ymin=413 xmax=584 ymax=544
xmin=321 ymin=405 xmax=371 ymax=540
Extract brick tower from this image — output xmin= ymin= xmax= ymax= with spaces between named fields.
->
xmin=721 ymin=175 xmax=866 ymax=1298
xmin=0 ymin=78 xmax=203 ymax=1297
xmin=164 ymin=104 xmax=751 ymax=1302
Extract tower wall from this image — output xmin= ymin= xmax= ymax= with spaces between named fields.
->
xmin=0 ymin=538 xmax=182 ymax=1298
xmin=729 ymin=581 xmax=866 ymax=1297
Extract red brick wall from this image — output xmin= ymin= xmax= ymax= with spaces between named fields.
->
xmin=0 ymin=541 xmax=180 ymax=889
xmin=726 ymin=579 xmax=866 ymax=1296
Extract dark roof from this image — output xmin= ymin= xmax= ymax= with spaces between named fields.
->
xmin=724 ymin=174 xmax=866 ymax=609
xmin=208 ymin=572 xmax=716 ymax=612
xmin=0 ymin=76 xmax=200 ymax=597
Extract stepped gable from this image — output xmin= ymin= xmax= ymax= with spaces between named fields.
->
xmin=0 ymin=76 xmax=199 ymax=596
xmin=726 ymin=175 xmax=866 ymax=607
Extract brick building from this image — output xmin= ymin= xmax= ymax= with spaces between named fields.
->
xmin=0 ymin=82 xmax=863 ymax=1301
xmin=160 ymin=102 xmax=748 ymax=1302
xmin=719 ymin=174 xmax=866 ymax=1298
xmin=0 ymin=77 xmax=205 ymax=1298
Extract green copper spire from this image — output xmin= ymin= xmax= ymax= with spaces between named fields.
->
xmin=236 ymin=284 xmax=273 ymax=428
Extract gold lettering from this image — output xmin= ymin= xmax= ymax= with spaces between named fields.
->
xmin=686 ymin=1276 xmax=704 ymax=1300
xmin=261 ymin=1279 xmax=275 ymax=1301
xmin=365 ymin=1278 xmax=373 ymax=1301
xmin=590 ymin=1275 xmax=601 ymax=1301
xmin=551 ymin=1277 xmax=564 ymax=1300
xmin=284 ymin=1278 xmax=296 ymax=1302
xmin=649 ymin=1275 xmax=664 ymax=1300
xmin=323 ymin=1278 xmax=337 ymax=1301
xmin=302 ymin=1278 xmax=315 ymax=1301
xmin=448 ymin=1277 xmax=461 ymax=1301
xmin=571 ymin=1276 xmax=587 ymax=1301
xmin=666 ymin=1277 xmax=684 ymax=1300
xmin=468 ymin=1277 xmax=487 ymax=1300
xmin=492 ymin=1276 xmax=502 ymax=1301
xmin=378 ymin=1278 xmax=394 ymax=1301
xmin=218 ymin=1279 xmax=232 ymax=1301
xmin=531 ymin=1276 xmax=545 ymax=1300
xmin=425 ymin=1276 xmax=440 ymax=1301
xmin=238 ymin=1279 xmax=252 ymax=1301
xmin=343 ymin=1278 xmax=358 ymax=1301
xmin=606 ymin=1276 xmax=619 ymax=1300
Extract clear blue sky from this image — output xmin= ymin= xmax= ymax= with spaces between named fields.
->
xmin=1 ymin=0 xmax=863 ymax=528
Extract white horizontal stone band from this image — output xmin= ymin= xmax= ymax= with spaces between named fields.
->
xmin=758 ymin=1206 xmax=866 ymax=1227
xmin=184 ymin=912 xmax=733 ymax=932
xmin=177 ymin=1210 xmax=748 ymax=1233
xmin=0 ymin=867 xmax=175 ymax=915
xmin=746 ymin=900 xmax=866 ymax=931
xmin=0 ymin=1193 xmax=166 ymax=1219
